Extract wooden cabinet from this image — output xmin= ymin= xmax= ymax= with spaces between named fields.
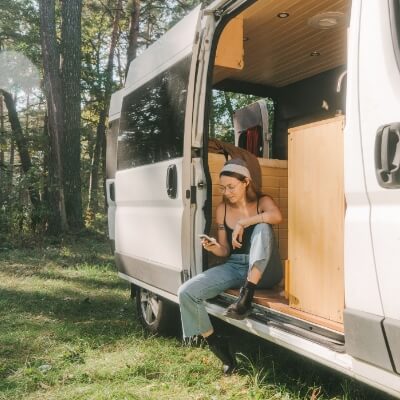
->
xmin=288 ymin=116 xmax=345 ymax=323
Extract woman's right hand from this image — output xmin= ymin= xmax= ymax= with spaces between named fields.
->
xmin=201 ymin=238 xmax=220 ymax=255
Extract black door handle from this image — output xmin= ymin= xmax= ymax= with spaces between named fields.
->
xmin=166 ymin=164 xmax=177 ymax=198
xmin=109 ymin=182 xmax=115 ymax=202
xmin=375 ymin=123 xmax=400 ymax=188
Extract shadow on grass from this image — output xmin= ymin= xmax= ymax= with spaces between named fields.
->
xmin=0 ymin=285 xmax=143 ymax=380
xmin=211 ymin=318 xmax=397 ymax=400
xmin=0 ymin=264 xmax=124 ymax=292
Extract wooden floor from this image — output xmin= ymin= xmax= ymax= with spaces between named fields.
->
xmin=225 ymin=288 xmax=344 ymax=333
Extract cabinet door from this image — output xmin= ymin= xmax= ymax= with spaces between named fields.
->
xmin=288 ymin=116 xmax=345 ymax=323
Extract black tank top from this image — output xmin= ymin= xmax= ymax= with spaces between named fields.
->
xmin=224 ymin=199 xmax=260 ymax=255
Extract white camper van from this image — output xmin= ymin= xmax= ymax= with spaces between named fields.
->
xmin=106 ymin=0 xmax=400 ymax=397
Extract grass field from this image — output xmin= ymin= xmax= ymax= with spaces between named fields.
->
xmin=0 ymin=233 xmax=396 ymax=400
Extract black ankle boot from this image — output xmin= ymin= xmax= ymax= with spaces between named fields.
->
xmin=206 ymin=333 xmax=236 ymax=375
xmin=224 ymin=280 xmax=256 ymax=320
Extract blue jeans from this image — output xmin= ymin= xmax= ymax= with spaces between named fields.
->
xmin=178 ymin=223 xmax=282 ymax=338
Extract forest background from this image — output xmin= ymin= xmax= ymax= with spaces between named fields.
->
xmin=0 ymin=0 xmax=265 ymax=242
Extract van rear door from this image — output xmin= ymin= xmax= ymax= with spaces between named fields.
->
xmin=354 ymin=0 xmax=400 ymax=373
xmin=114 ymin=6 xmax=202 ymax=296
xmin=106 ymin=89 xmax=124 ymax=248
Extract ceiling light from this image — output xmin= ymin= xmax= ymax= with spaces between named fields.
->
xmin=277 ymin=12 xmax=289 ymax=19
xmin=308 ymin=12 xmax=345 ymax=30
xmin=310 ymin=51 xmax=320 ymax=57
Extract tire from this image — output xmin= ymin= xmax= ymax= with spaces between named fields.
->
xmin=135 ymin=286 xmax=181 ymax=336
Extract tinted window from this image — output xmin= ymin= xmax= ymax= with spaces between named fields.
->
xmin=390 ymin=0 xmax=400 ymax=72
xmin=117 ymin=57 xmax=191 ymax=170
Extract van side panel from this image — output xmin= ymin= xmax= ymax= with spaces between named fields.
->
xmin=115 ymin=158 xmax=185 ymax=269
xmin=344 ymin=0 xmax=400 ymax=375
xmin=124 ymin=5 xmax=202 ymax=93
xmin=344 ymin=0 xmax=384 ymax=316
xmin=358 ymin=0 xmax=400 ymax=321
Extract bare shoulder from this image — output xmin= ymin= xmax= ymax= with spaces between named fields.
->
xmin=259 ymin=195 xmax=279 ymax=211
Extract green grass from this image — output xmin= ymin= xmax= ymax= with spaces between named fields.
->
xmin=0 ymin=234 xmax=396 ymax=400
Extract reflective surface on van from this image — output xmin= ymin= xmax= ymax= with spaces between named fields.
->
xmin=117 ymin=56 xmax=191 ymax=170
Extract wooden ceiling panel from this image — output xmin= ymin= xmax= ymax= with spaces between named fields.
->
xmin=213 ymin=0 xmax=350 ymax=88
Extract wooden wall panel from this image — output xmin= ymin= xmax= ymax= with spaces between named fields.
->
xmin=215 ymin=16 xmax=244 ymax=70
xmin=288 ymin=116 xmax=344 ymax=322
xmin=208 ymin=153 xmax=288 ymax=264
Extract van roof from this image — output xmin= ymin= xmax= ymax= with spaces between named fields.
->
xmin=124 ymin=4 xmax=202 ymax=95
xmin=109 ymin=88 xmax=124 ymax=122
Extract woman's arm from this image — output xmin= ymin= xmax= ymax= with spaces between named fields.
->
xmin=239 ymin=195 xmax=282 ymax=227
xmin=201 ymin=202 xmax=230 ymax=257
xmin=231 ymin=196 xmax=282 ymax=249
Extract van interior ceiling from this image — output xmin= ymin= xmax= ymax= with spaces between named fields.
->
xmin=206 ymin=0 xmax=351 ymax=336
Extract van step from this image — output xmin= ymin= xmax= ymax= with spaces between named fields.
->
xmin=211 ymin=294 xmax=345 ymax=353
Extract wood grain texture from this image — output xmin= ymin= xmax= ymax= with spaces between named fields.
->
xmin=215 ymin=16 xmax=244 ymax=70
xmin=288 ymin=115 xmax=345 ymax=322
xmin=226 ymin=287 xmax=344 ymax=333
xmin=208 ymin=153 xmax=288 ymax=261
xmin=213 ymin=0 xmax=349 ymax=87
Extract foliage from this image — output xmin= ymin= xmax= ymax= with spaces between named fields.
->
xmin=211 ymin=90 xmax=275 ymax=143
xmin=0 ymin=0 xmax=274 ymax=242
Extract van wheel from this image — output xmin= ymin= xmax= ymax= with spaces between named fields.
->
xmin=135 ymin=287 xmax=180 ymax=336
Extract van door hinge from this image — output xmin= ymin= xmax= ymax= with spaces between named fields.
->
xmin=190 ymin=186 xmax=197 ymax=204
xmin=181 ymin=269 xmax=190 ymax=282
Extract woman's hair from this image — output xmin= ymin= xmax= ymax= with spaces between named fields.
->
xmin=219 ymin=158 xmax=263 ymax=201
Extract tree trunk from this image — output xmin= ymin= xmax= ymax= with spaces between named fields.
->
xmin=39 ymin=0 xmax=68 ymax=233
xmin=0 ymin=94 xmax=4 ymax=203
xmin=1 ymin=90 xmax=41 ymax=225
xmin=42 ymin=114 xmax=62 ymax=235
xmin=126 ymin=0 xmax=140 ymax=76
xmin=87 ymin=0 xmax=122 ymax=213
xmin=224 ymin=92 xmax=235 ymax=127
xmin=210 ymin=95 xmax=215 ymax=138
xmin=7 ymin=132 xmax=15 ymax=196
xmin=61 ymin=0 xmax=83 ymax=231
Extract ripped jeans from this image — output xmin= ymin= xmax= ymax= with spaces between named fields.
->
xmin=178 ymin=223 xmax=282 ymax=338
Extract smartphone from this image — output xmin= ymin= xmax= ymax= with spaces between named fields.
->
xmin=198 ymin=234 xmax=217 ymax=243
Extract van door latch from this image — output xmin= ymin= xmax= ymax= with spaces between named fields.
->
xmin=197 ymin=181 xmax=205 ymax=189
xmin=166 ymin=164 xmax=178 ymax=198
xmin=375 ymin=123 xmax=400 ymax=188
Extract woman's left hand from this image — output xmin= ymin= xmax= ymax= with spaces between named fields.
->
xmin=232 ymin=222 xmax=244 ymax=249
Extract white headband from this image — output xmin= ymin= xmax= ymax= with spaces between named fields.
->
xmin=221 ymin=163 xmax=251 ymax=179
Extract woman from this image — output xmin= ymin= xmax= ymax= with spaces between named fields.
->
xmin=178 ymin=158 xmax=283 ymax=374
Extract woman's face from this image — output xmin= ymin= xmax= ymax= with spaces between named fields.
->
xmin=218 ymin=175 xmax=247 ymax=203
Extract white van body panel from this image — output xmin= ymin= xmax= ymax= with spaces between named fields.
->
xmin=124 ymin=5 xmax=202 ymax=94
xmin=344 ymin=0 xmax=384 ymax=315
xmin=119 ymin=272 xmax=179 ymax=304
xmin=115 ymin=158 xmax=184 ymax=270
xmin=108 ymin=0 xmax=400 ymax=396
xmin=358 ymin=0 xmax=400 ymax=321
xmin=113 ymin=5 xmax=203 ymax=293
xmin=206 ymin=302 xmax=400 ymax=399
xmin=106 ymin=179 xmax=116 ymax=240
xmin=109 ymin=89 xmax=124 ymax=122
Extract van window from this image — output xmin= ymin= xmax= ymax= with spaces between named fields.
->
xmin=391 ymin=0 xmax=400 ymax=71
xmin=210 ymin=89 xmax=274 ymax=143
xmin=117 ymin=56 xmax=191 ymax=170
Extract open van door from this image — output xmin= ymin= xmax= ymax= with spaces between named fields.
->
xmin=113 ymin=5 xmax=203 ymax=298
xmin=106 ymin=89 xmax=124 ymax=250
xmin=345 ymin=0 xmax=400 ymax=374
